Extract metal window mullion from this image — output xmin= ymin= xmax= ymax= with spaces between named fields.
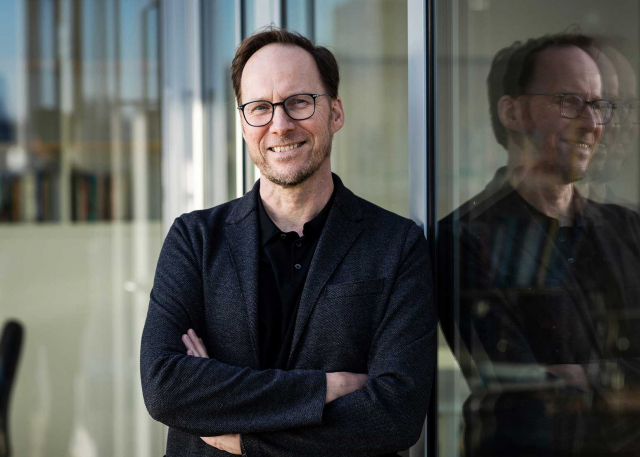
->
xmin=408 ymin=0 xmax=436 ymax=456
xmin=426 ymin=0 xmax=438 ymax=455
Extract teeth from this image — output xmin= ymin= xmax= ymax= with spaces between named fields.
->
xmin=568 ymin=141 xmax=591 ymax=149
xmin=272 ymin=143 xmax=302 ymax=153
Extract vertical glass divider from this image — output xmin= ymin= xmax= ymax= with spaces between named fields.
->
xmin=426 ymin=1 xmax=438 ymax=455
xmin=408 ymin=0 xmax=429 ymax=452
xmin=235 ymin=0 xmax=245 ymax=197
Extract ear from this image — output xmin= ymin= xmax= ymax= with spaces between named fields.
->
xmin=330 ymin=96 xmax=345 ymax=134
xmin=498 ymin=95 xmax=524 ymax=133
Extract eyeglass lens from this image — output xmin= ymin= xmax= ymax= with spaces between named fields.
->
xmin=243 ymin=94 xmax=316 ymax=126
xmin=561 ymin=94 xmax=613 ymax=124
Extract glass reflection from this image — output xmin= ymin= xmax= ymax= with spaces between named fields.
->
xmin=581 ymin=44 xmax=639 ymax=209
xmin=440 ymin=32 xmax=640 ymax=456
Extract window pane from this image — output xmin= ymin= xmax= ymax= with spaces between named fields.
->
xmin=202 ymin=0 xmax=239 ymax=205
xmin=437 ymin=1 xmax=640 ymax=456
xmin=287 ymin=0 xmax=410 ymax=217
xmin=0 ymin=0 xmax=164 ymax=455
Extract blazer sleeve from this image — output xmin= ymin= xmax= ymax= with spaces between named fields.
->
xmin=241 ymin=224 xmax=437 ymax=456
xmin=140 ymin=216 xmax=327 ymax=436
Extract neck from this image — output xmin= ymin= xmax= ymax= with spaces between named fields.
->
xmin=575 ymin=180 xmax=606 ymax=203
xmin=259 ymin=161 xmax=334 ymax=236
xmin=510 ymin=170 xmax=575 ymax=226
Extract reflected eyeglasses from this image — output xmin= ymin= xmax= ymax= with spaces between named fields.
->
xmin=524 ymin=93 xmax=616 ymax=125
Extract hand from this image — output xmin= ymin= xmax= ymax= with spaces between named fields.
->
xmin=200 ymin=434 xmax=242 ymax=455
xmin=182 ymin=328 xmax=210 ymax=358
xmin=182 ymin=329 xmax=242 ymax=455
xmin=325 ymin=371 xmax=368 ymax=404
xmin=546 ymin=364 xmax=589 ymax=391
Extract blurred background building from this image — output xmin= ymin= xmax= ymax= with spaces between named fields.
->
xmin=0 ymin=0 xmax=639 ymax=456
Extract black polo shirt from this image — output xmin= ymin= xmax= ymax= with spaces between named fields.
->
xmin=257 ymin=189 xmax=334 ymax=369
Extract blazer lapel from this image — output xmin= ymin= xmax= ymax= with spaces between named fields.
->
xmin=287 ymin=175 xmax=364 ymax=368
xmin=226 ymin=183 xmax=261 ymax=368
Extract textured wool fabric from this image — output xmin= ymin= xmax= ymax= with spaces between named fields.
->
xmin=141 ymin=174 xmax=436 ymax=456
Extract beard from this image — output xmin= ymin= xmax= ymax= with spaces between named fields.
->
xmin=250 ymin=122 xmax=334 ymax=188
xmin=521 ymin=106 xmax=594 ymax=185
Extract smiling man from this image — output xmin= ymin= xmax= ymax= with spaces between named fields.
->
xmin=141 ymin=27 xmax=435 ymax=457
xmin=439 ymin=33 xmax=640 ymax=455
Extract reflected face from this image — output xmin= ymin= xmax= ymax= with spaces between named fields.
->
xmin=588 ymin=50 xmax=619 ymax=179
xmin=520 ymin=46 xmax=603 ymax=184
xmin=239 ymin=44 xmax=344 ymax=187
xmin=599 ymin=46 xmax=638 ymax=181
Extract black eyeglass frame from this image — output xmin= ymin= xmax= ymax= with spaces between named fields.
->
xmin=237 ymin=93 xmax=330 ymax=127
xmin=523 ymin=93 xmax=616 ymax=125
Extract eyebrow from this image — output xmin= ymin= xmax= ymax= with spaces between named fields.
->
xmin=243 ymin=91 xmax=314 ymax=103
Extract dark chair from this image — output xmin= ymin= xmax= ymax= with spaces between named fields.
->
xmin=0 ymin=320 xmax=24 ymax=457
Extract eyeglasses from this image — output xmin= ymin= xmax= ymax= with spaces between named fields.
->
xmin=237 ymin=93 xmax=330 ymax=127
xmin=612 ymin=99 xmax=640 ymax=125
xmin=524 ymin=93 xmax=616 ymax=125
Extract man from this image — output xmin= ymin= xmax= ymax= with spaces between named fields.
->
xmin=141 ymin=27 xmax=435 ymax=457
xmin=439 ymin=33 xmax=640 ymax=455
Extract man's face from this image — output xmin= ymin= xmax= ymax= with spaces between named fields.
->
xmin=587 ymin=50 xmax=618 ymax=180
xmin=519 ymin=46 xmax=603 ymax=184
xmin=239 ymin=44 xmax=344 ymax=187
xmin=598 ymin=46 xmax=638 ymax=181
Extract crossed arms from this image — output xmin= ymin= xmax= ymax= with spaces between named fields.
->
xmin=140 ymin=217 xmax=435 ymax=456
xmin=182 ymin=329 xmax=368 ymax=454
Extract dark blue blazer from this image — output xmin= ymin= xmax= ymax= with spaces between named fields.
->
xmin=140 ymin=174 xmax=436 ymax=456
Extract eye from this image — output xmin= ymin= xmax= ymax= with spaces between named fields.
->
xmin=563 ymin=95 xmax=583 ymax=109
xmin=247 ymin=102 xmax=271 ymax=115
xmin=286 ymin=95 xmax=313 ymax=110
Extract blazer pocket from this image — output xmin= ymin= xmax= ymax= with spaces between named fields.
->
xmin=324 ymin=278 xmax=384 ymax=299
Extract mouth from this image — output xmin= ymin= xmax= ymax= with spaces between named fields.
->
xmin=563 ymin=139 xmax=593 ymax=150
xmin=268 ymin=141 xmax=306 ymax=153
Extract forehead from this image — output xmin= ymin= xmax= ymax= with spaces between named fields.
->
xmin=240 ymin=43 xmax=323 ymax=103
xmin=528 ymin=46 xmax=602 ymax=96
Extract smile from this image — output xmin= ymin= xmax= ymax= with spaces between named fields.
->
xmin=269 ymin=142 xmax=305 ymax=153
xmin=565 ymin=140 xmax=592 ymax=149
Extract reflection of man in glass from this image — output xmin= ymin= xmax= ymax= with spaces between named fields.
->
xmin=440 ymin=33 xmax=640 ymax=456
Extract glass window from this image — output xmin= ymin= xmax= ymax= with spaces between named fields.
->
xmin=0 ymin=0 xmax=164 ymax=455
xmin=286 ymin=0 xmax=410 ymax=217
xmin=202 ymin=0 xmax=240 ymax=206
xmin=437 ymin=1 xmax=640 ymax=456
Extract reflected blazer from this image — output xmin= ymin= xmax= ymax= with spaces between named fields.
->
xmin=140 ymin=174 xmax=436 ymax=457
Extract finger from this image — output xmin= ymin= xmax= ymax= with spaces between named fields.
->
xmin=188 ymin=329 xmax=209 ymax=359
xmin=201 ymin=436 xmax=218 ymax=447
xmin=182 ymin=333 xmax=202 ymax=357
xmin=185 ymin=330 xmax=204 ymax=357
xmin=187 ymin=350 xmax=193 ymax=356
xmin=198 ymin=337 xmax=210 ymax=358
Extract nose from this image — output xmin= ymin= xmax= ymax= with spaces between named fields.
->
xmin=269 ymin=105 xmax=295 ymax=135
